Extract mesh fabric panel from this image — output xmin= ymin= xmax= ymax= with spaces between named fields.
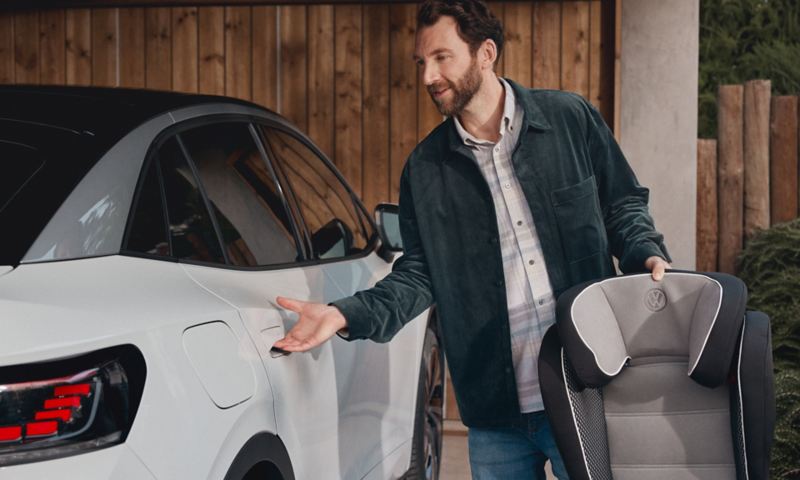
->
xmin=563 ymin=351 xmax=613 ymax=480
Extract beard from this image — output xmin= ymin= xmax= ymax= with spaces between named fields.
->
xmin=428 ymin=57 xmax=483 ymax=117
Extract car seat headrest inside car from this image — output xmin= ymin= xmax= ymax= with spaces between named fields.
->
xmin=557 ymin=272 xmax=747 ymax=389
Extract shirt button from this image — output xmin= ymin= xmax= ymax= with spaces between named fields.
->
xmin=494 ymin=147 xmax=500 ymax=152
xmin=538 ymin=299 xmax=545 ymax=306
xmin=504 ymin=183 xmax=511 ymax=189
xmin=528 ymin=259 xmax=535 ymax=265
xmin=516 ymin=220 xmax=523 ymax=226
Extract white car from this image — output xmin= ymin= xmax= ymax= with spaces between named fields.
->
xmin=0 ymin=86 xmax=443 ymax=480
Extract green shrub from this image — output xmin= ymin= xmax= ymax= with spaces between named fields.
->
xmin=738 ymin=218 xmax=800 ymax=478
xmin=699 ymin=0 xmax=800 ymax=138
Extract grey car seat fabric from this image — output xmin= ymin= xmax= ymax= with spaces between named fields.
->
xmin=538 ymin=271 xmax=775 ymax=480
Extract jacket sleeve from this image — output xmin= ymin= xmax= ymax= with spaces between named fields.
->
xmin=583 ymin=99 xmax=672 ymax=273
xmin=329 ymin=164 xmax=434 ymax=343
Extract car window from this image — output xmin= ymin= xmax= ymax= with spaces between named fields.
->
xmin=260 ymin=126 xmax=369 ymax=260
xmin=158 ymin=137 xmax=225 ymax=264
xmin=124 ymin=158 xmax=170 ymax=257
xmin=179 ymin=122 xmax=300 ymax=267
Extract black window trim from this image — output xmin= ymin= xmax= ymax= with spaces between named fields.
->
xmin=246 ymin=122 xmax=307 ymax=261
xmin=256 ymin=122 xmax=380 ymax=262
xmin=120 ymin=112 xmax=381 ymax=272
xmin=173 ymin=133 xmax=231 ymax=265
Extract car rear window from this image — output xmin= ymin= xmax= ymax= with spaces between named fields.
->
xmin=0 ymin=140 xmax=45 ymax=213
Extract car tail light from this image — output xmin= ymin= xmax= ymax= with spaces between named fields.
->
xmin=0 ymin=345 xmax=145 ymax=466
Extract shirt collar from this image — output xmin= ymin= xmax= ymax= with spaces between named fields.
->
xmin=453 ymin=77 xmax=516 ymax=147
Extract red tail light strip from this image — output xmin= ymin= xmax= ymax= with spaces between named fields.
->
xmin=25 ymin=421 xmax=58 ymax=437
xmin=0 ymin=426 xmax=22 ymax=442
xmin=44 ymin=397 xmax=81 ymax=409
xmin=54 ymin=384 xmax=91 ymax=397
xmin=34 ymin=410 xmax=72 ymax=422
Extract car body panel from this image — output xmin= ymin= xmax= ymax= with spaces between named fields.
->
xmin=0 ymin=444 xmax=156 ymax=480
xmin=0 ymin=255 xmax=277 ymax=479
xmin=180 ymin=252 xmax=426 ymax=480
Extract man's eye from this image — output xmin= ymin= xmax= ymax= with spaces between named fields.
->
xmin=436 ymin=55 xmax=448 ymax=62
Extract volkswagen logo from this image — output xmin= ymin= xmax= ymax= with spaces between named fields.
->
xmin=644 ymin=288 xmax=667 ymax=312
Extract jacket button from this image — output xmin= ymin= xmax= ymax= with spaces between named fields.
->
xmin=489 ymin=237 xmax=498 ymax=244
xmin=505 ymin=367 xmax=512 ymax=373
xmin=495 ymin=279 xmax=504 ymax=287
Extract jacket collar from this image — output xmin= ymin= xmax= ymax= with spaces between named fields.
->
xmin=445 ymin=77 xmax=551 ymax=155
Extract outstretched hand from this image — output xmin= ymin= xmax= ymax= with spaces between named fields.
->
xmin=645 ymin=256 xmax=671 ymax=281
xmin=272 ymin=296 xmax=348 ymax=353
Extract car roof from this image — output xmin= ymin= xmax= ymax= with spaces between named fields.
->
xmin=0 ymin=86 xmax=273 ymax=267
xmin=0 ymin=85 xmax=268 ymax=144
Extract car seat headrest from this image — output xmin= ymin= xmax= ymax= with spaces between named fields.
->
xmin=556 ymin=271 xmax=747 ymax=389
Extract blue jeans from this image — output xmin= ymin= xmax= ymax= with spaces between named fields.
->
xmin=467 ymin=411 xmax=569 ymax=480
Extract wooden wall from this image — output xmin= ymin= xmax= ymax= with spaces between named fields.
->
xmin=0 ymin=1 xmax=607 ymax=211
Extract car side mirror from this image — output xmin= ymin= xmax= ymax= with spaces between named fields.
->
xmin=375 ymin=203 xmax=403 ymax=253
xmin=311 ymin=218 xmax=354 ymax=259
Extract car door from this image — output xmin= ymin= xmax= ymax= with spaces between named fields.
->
xmin=258 ymin=125 xmax=427 ymax=479
xmin=151 ymin=118 xmax=357 ymax=480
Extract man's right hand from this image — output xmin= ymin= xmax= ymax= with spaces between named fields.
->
xmin=272 ymin=296 xmax=349 ymax=353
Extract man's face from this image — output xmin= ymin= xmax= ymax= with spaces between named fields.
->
xmin=414 ymin=16 xmax=484 ymax=117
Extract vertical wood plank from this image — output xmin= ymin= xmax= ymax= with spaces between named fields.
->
xmin=146 ymin=8 xmax=172 ymax=90
xmin=588 ymin=0 xmax=602 ymax=111
xmin=363 ymin=3 xmax=390 ymax=212
xmin=389 ymin=3 xmax=418 ymax=203
xmin=532 ymin=2 xmax=560 ymax=89
xmin=279 ymin=5 xmax=307 ymax=129
xmin=0 ymin=14 xmax=13 ymax=84
xmin=717 ymin=85 xmax=744 ymax=274
xmin=561 ymin=1 xmax=590 ymax=98
xmin=743 ymin=79 xmax=771 ymax=239
xmin=599 ymin=0 xmax=616 ymax=127
xmin=502 ymin=1 xmax=532 ymax=87
xmin=225 ymin=6 xmax=252 ymax=101
xmin=198 ymin=7 xmax=224 ymax=96
xmin=66 ymin=9 xmax=91 ymax=85
xmin=770 ymin=96 xmax=799 ymax=224
xmin=488 ymin=2 xmax=504 ymax=76
xmin=307 ymin=5 xmax=334 ymax=158
xmin=696 ymin=139 xmax=718 ymax=272
xmin=119 ymin=8 xmax=145 ymax=88
xmin=40 ymin=10 xmax=65 ymax=85
xmin=172 ymin=7 xmax=198 ymax=93
xmin=92 ymin=8 xmax=118 ymax=87
xmin=334 ymin=4 xmax=363 ymax=196
xmin=14 ymin=12 xmax=39 ymax=84
xmin=252 ymin=6 xmax=277 ymax=109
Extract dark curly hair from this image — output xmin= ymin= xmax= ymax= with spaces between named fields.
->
xmin=417 ymin=0 xmax=505 ymax=60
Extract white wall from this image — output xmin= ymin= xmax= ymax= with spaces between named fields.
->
xmin=618 ymin=0 xmax=699 ymax=269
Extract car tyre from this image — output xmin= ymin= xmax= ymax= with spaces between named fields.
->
xmin=403 ymin=319 xmax=444 ymax=480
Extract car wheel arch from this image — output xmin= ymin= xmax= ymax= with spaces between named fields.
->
xmin=223 ymin=432 xmax=295 ymax=480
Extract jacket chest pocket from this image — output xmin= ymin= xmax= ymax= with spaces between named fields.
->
xmin=550 ymin=175 xmax=607 ymax=262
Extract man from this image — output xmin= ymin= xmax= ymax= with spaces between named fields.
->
xmin=273 ymin=0 xmax=671 ymax=478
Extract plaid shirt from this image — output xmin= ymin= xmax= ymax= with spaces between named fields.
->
xmin=453 ymin=78 xmax=556 ymax=412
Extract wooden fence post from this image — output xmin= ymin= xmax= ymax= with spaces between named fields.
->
xmin=697 ymin=139 xmax=718 ymax=271
xmin=770 ymin=96 xmax=799 ymax=224
xmin=717 ymin=85 xmax=744 ymax=274
xmin=743 ymin=80 xmax=771 ymax=238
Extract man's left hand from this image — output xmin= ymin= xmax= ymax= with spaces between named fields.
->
xmin=645 ymin=256 xmax=671 ymax=281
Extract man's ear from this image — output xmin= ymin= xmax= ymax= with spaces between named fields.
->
xmin=479 ymin=39 xmax=498 ymax=70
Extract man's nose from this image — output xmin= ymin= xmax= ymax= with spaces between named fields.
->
xmin=421 ymin=62 xmax=440 ymax=87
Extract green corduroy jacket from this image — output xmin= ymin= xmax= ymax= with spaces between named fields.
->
xmin=332 ymin=78 xmax=671 ymax=428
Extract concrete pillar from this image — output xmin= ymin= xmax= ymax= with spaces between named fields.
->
xmin=618 ymin=0 xmax=699 ymax=269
